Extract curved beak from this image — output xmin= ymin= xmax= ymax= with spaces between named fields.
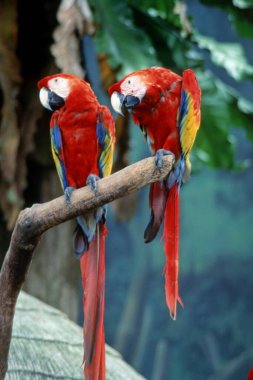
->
xmin=39 ymin=87 xmax=65 ymax=112
xmin=110 ymin=91 xmax=125 ymax=116
xmin=39 ymin=87 xmax=52 ymax=111
xmin=111 ymin=92 xmax=140 ymax=115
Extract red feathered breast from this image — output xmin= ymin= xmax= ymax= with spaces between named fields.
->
xmin=51 ymin=97 xmax=100 ymax=189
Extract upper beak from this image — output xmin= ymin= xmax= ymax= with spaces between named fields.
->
xmin=111 ymin=92 xmax=140 ymax=115
xmin=110 ymin=92 xmax=125 ymax=116
xmin=39 ymin=87 xmax=52 ymax=111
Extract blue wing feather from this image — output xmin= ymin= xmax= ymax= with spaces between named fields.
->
xmin=97 ymin=122 xmax=107 ymax=146
xmin=52 ymin=125 xmax=62 ymax=152
xmin=50 ymin=125 xmax=68 ymax=189
xmin=178 ymin=91 xmax=187 ymax=136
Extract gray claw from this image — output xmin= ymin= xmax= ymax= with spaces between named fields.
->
xmin=64 ymin=186 xmax=76 ymax=208
xmin=155 ymin=149 xmax=173 ymax=170
xmin=86 ymin=174 xmax=100 ymax=194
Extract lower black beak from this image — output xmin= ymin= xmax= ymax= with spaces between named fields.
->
xmin=123 ymin=95 xmax=140 ymax=109
xmin=110 ymin=92 xmax=140 ymax=115
xmin=48 ymin=90 xmax=65 ymax=111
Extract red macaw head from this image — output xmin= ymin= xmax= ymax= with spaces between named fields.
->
xmin=108 ymin=67 xmax=181 ymax=116
xmin=37 ymin=73 xmax=93 ymax=112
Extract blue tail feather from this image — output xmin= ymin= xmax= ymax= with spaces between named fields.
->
xmin=74 ymin=206 xmax=107 ymax=257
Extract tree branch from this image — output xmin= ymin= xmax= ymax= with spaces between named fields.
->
xmin=0 ymin=154 xmax=174 ymax=379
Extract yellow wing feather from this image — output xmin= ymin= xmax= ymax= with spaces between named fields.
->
xmin=97 ymin=105 xmax=115 ymax=178
xmin=178 ymin=70 xmax=201 ymax=177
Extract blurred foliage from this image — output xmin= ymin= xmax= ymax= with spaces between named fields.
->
xmin=194 ymin=34 xmax=253 ymax=80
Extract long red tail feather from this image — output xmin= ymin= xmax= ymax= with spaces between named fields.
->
xmin=163 ymin=182 xmax=183 ymax=320
xmin=80 ymin=223 xmax=107 ymax=380
xmin=144 ymin=181 xmax=168 ymax=243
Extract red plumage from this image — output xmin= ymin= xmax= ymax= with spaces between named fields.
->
xmin=81 ymin=224 xmax=107 ymax=379
xmin=144 ymin=181 xmax=167 ymax=243
xmin=163 ymin=182 xmax=183 ymax=318
xmin=248 ymin=368 xmax=253 ymax=380
xmin=38 ymin=74 xmax=115 ymax=379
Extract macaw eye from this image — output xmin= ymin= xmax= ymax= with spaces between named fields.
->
xmin=128 ymin=79 xmax=131 ymax=84
xmin=54 ymin=78 xmax=58 ymax=83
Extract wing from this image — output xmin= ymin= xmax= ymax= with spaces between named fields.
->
xmin=96 ymin=105 xmax=115 ymax=178
xmin=139 ymin=125 xmax=155 ymax=155
xmin=50 ymin=115 xmax=68 ymax=190
xmin=178 ymin=69 xmax=201 ymax=159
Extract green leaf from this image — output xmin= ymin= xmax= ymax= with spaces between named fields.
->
xmin=229 ymin=11 xmax=253 ymax=37
xmin=194 ymin=70 xmax=253 ymax=169
xmin=194 ymin=34 xmax=253 ymax=80
xmin=128 ymin=0 xmax=179 ymax=26
xmin=129 ymin=4 xmax=201 ymax=71
xmin=232 ymin=0 xmax=253 ymax=8
xmin=91 ymin=0 xmax=158 ymax=77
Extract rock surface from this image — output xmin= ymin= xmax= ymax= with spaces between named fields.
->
xmin=6 ymin=292 xmax=146 ymax=380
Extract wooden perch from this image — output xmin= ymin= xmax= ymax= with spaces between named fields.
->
xmin=0 ymin=154 xmax=174 ymax=379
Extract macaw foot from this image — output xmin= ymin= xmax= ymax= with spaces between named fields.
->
xmin=64 ymin=186 xmax=76 ymax=208
xmin=167 ymin=157 xmax=185 ymax=190
xmin=155 ymin=149 xmax=173 ymax=171
xmin=86 ymin=174 xmax=100 ymax=194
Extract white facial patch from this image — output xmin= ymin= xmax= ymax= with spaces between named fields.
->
xmin=39 ymin=87 xmax=52 ymax=111
xmin=120 ymin=75 xmax=146 ymax=101
xmin=48 ymin=77 xmax=70 ymax=99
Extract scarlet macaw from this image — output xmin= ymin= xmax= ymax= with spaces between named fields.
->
xmin=109 ymin=67 xmax=201 ymax=319
xmin=38 ymin=73 xmax=115 ymax=380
